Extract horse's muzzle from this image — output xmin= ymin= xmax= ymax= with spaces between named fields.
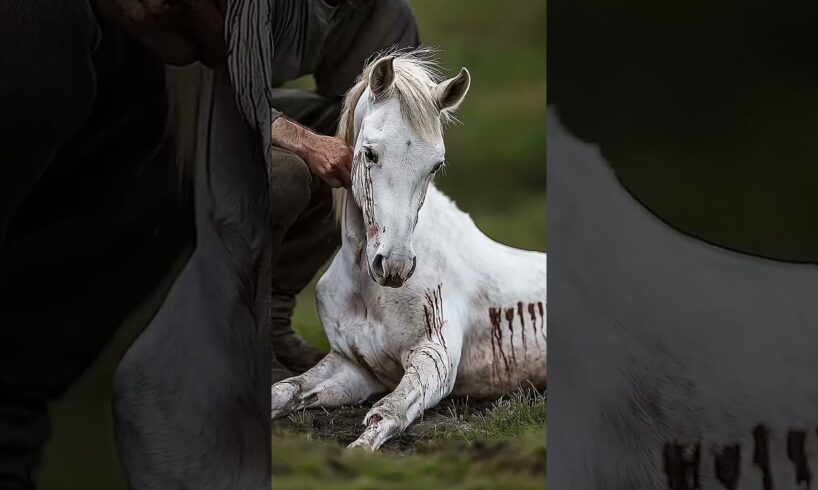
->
xmin=370 ymin=253 xmax=417 ymax=288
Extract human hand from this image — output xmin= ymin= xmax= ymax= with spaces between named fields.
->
xmin=301 ymin=134 xmax=353 ymax=189
xmin=271 ymin=118 xmax=352 ymax=188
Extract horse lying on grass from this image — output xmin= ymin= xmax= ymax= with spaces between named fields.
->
xmin=270 ymin=50 xmax=547 ymax=451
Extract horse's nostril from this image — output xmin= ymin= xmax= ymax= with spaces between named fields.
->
xmin=372 ymin=254 xmax=385 ymax=277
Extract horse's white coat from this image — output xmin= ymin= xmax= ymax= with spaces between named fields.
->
xmin=548 ymin=107 xmax=818 ymax=489
xmin=270 ymin=52 xmax=547 ymax=451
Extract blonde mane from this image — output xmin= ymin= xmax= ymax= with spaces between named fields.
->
xmin=333 ymin=48 xmax=454 ymax=224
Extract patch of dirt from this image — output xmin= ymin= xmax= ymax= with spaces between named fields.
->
xmin=273 ymin=397 xmax=498 ymax=451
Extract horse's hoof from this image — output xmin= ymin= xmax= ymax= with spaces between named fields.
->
xmin=271 ymin=381 xmax=300 ymax=419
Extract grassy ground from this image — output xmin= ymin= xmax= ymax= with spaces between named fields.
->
xmin=272 ymin=389 xmax=546 ymax=490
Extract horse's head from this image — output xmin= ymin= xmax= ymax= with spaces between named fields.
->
xmin=343 ymin=52 xmax=471 ymax=288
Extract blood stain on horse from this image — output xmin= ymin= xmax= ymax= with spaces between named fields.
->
xmin=504 ymin=308 xmax=517 ymax=367
xmin=488 ymin=307 xmax=509 ymax=379
xmin=419 ymin=350 xmax=443 ymax=387
xmin=433 ymin=285 xmax=447 ymax=350
xmin=517 ymin=301 xmax=527 ymax=355
xmin=423 ymin=304 xmax=433 ymax=342
xmin=753 ymin=425 xmax=774 ymax=490
xmin=361 ymin=159 xmax=375 ymax=227
xmin=537 ymin=301 xmax=546 ymax=342
xmin=787 ymin=430 xmax=811 ymax=489
xmin=422 ymin=288 xmax=445 ymax=350
xmin=663 ymin=443 xmax=701 ymax=490
xmin=488 ymin=308 xmax=502 ymax=382
xmin=714 ymin=444 xmax=741 ymax=490
xmin=528 ymin=303 xmax=540 ymax=349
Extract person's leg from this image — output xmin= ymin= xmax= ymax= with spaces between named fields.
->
xmin=268 ymin=159 xmax=338 ymax=373
xmin=264 ymin=141 xmax=334 ymax=378
xmin=265 ymin=90 xmax=342 ymax=375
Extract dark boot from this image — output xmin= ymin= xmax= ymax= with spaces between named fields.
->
xmin=270 ymin=291 xmax=326 ymax=374
xmin=268 ymin=176 xmax=340 ymax=374
xmin=266 ymin=142 xmax=340 ymax=375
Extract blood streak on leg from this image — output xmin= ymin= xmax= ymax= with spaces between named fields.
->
xmin=434 ymin=285 xmax=447 ymax=350
xmin=423 ymin=304 xmax=433 ymax=342
xmin=425 ymin=292 xmax=434 ymax=334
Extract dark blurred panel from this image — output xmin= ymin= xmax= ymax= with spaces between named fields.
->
xmin=548 ymin=1 xmax=818 ymax=488
xmin=549 ymin=0 xmax=818 ymax=261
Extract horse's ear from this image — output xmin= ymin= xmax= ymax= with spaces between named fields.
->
xmin=369 ymin=56 xmax=396 ymax=99
xmin=434 ymin=67 xmax=471 ymax=113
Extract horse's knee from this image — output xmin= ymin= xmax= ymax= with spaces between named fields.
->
xmin=267 ymin=150 xmax=312 ymax=224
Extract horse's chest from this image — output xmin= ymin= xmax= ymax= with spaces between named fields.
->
xmin=330 ymin=313 xmax=407 ymax=388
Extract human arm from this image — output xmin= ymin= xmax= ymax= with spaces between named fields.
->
xmin=270 ymin=117 xmax=352 ymax=189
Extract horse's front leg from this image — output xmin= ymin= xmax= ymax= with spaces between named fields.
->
xmin=271 ymin=352 xmax=384 ymax=419
xmin=349 ymin=342 xmax=460 ymax=451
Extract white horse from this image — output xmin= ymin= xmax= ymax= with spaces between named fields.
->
xmin=270 ymin=50 xmax=547 ymax=451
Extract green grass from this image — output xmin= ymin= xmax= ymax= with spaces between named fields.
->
xmin=430 ymin=387 xmax=547 ymax=442
xmin=272 ymin=388 xmax=546 ymax=490
xmin=272 ymin=430 xmax=545 ymax=490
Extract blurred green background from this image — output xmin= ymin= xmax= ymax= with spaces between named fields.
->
xmin=35 ymin=1 xmax=545 ymax=488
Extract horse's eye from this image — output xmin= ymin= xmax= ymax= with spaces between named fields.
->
xmin=364 ymin=147 xmax=378 ymax=163
xmin=432 ymin=161 xmax=445 ymax=174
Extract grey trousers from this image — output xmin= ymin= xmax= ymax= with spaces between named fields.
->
xmin=265 ymin=0 xmax=420 ymax=370
xmin=266 ymin=91 xmax=342 ymax=372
